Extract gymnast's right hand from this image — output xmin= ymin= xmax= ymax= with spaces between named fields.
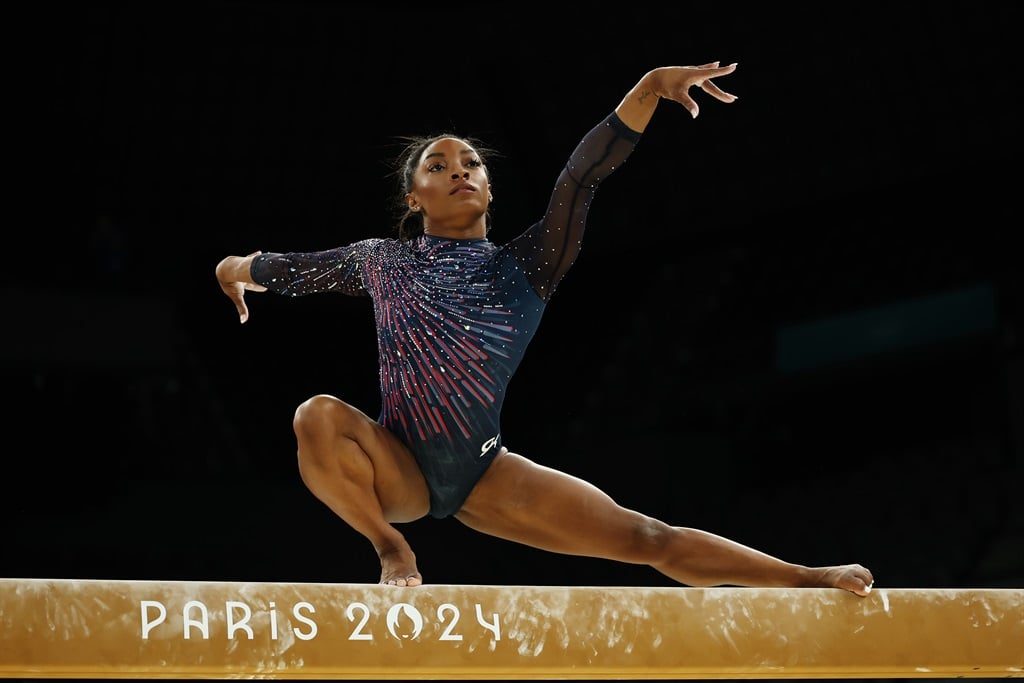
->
xmin=215 ymin=252 xmax=267 ymax=324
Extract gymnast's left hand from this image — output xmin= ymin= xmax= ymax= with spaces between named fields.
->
xmin=647 ymin=62 xmax=738 ymax=118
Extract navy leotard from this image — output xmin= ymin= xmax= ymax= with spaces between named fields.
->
xmin=251 ymin=111 xmax=641 ymax=517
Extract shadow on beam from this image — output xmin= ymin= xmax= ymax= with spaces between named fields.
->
xmin=0 ymin=578 xmax=1021 ymax=679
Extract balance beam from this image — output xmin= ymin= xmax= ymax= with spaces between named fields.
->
xmin=0 ymin=578 xmax=1020 ymax=679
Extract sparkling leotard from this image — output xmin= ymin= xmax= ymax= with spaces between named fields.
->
xmin=251 ymin=111 xmax=640 ymax=517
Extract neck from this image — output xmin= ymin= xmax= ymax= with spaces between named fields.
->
xmin=423 ymin=220 xmax=487 ymax=240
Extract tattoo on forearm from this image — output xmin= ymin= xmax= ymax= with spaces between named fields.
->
xmin=630 ymin=90 xmax=655 ymax=107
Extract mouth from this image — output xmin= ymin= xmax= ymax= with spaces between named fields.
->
xmin=450 ymin=182 xmax=477 ymax=195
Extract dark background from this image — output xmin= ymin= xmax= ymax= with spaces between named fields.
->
xmin=4 ymin=0 xmax=1021 ymax=605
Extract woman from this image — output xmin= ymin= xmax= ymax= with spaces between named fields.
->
xmin=216 ymin=62 xmax=875 ymax=595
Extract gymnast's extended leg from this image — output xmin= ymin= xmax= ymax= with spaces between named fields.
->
xmin=455 ymin=448 xmax=874 ymax=595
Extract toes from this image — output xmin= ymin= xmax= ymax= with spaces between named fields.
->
xmin=380 ymin=575 xmax=421 ymax=587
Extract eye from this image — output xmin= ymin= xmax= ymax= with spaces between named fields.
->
xmin=466 ymin=158 xmax=482 ymax=167
xmin=426 ymin=162 xmax=446 ymax=172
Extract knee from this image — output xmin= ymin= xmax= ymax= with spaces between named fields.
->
xmin=292 ymin=394 xmax=352 ymax=441
xmin=628 ymin=518 xmax=677 ymax=561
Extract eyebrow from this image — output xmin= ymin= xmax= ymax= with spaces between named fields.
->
xmin=422 ymin=148 xmax=477 ymax=161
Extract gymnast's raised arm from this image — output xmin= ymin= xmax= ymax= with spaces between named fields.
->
xmin=505 ymin=63 xmax=739 ymax=302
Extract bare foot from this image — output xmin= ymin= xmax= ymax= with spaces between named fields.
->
xmin=379 ymin=546 xmax=423 ymax=587
xmin=818 ymin=564 xmax=874 ymax=596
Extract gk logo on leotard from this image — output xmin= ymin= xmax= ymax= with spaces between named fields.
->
xmin=479 ymin=434 xmax=499 ymax=458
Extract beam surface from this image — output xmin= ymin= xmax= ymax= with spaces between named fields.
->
xmin=0 ymin=578 xmax=1021 ymax=679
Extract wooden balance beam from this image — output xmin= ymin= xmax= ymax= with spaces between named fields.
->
xmin=0 ymin=578 xmax=1021 ymax=679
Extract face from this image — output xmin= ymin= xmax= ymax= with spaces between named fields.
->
xmin=406 ymin=137 xmax=492 ymax=235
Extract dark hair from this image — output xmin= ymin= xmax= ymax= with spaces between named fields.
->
xmin=390 ymin=132 xmax=500 ymax=241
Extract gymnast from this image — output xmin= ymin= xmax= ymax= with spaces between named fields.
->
xmin=216 ymin=62 xmax=875 ymax=595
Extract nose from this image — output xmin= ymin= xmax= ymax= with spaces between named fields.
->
xmin=451 ymin=171 xmax=469 ymax=180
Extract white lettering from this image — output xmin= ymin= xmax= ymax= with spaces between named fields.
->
xmin=346 ymin=602 xmax=372 ymax=641
xmin=182 ymin=600 xmax=210 ymax=640
xmin=476 ymin=604 xmax=500 ymax=640
xmin=140 ymin=600 xmax=166 ymax=639
xmin=292 ymin=601 xmax=317 ymax=641
xmin=269 ymin=600 xmax=278 ymax=640
xmin=438 ymin=603 xmax=462 ymax=641
xmin=135 ymin=596 xmax=504 ymax=644
xmin=225 ymin=601 xmax=254 ymax=639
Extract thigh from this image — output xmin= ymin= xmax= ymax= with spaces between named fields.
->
xmin=294 ymin=394 xmax=430 ymax=522
xmin=455 ymin=449 xmax=659 ymax=560
xmin=358 ymin=409 xmax=432 ymax=521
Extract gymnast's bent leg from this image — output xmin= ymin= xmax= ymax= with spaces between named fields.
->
xmin=292 ymin=394 xmax=431 ymax=586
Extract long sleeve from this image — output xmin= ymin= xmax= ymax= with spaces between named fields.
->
xmin=505 ymin=111 xmax=641 ymax=302
xmin=249 ymin=239 xmax=380 ymax=297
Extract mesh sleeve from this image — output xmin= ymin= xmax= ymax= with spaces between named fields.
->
xmin=505 ymin=111 xmax=641 ymax=302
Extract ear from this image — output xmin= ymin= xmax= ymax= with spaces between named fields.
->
xmin=406 ymin=193 xmax=420 ymax=212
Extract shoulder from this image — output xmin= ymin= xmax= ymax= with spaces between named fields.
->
xmin=342 ymin=237 xmax=398 ymax=258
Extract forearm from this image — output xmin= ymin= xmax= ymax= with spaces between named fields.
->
xmin=614 ymin=69 xmax=662 ymax=133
